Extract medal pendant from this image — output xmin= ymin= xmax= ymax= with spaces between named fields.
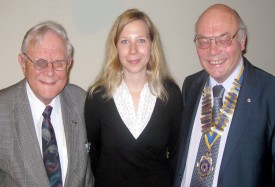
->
xmin=196 ymin=152 xmax=213 ymax=177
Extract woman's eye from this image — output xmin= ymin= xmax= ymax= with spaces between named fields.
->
xmin=120 ymin=40 xmax=129 ymax=44
xmin=138 ymin=38 xmax=146 ymax=43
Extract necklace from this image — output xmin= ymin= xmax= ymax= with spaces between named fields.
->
xmin=196 ymin=64 xmax=244 ymax=177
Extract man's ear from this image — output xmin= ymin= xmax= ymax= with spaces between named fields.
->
xmin=240 ymin=32 xmax=247 ymax=51
xmin=18 ymin=53 xmax=27 ymax=76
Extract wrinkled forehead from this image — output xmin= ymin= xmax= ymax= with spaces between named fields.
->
xmin=196 ymin=6 xmax=239 ymax=35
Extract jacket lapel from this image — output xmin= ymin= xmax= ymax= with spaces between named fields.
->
xmin=15 ymin=81 xmax=50 ymax=186
xmin=60 ymin=89 xmax=80 ymax=186
xmin=218 ymin=59 xmax=257 ymax=178
xmin=177 ymin=71 xmax=208 ymax=182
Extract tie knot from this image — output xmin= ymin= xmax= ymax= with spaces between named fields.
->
xmin=42 ymin=105 xmax=53 ymax=118
xmin=213 ymin=85 xmax=225 ymax=98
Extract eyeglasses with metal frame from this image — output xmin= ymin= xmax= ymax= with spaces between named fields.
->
xmin=194 ymin=29 xmax=240 ymax=49
xmin=23 ymin=53 xmax=70 ymax=71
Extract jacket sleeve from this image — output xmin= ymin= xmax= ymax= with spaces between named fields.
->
xmin=84 ymin=91 xmax=102 ymax=174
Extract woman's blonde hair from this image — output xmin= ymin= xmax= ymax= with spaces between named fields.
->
xmin=88 ymin=8 xmax=173 ymax=101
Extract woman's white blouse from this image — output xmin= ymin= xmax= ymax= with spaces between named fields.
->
xmin=114 ymin=81 xmax=156 ymax=139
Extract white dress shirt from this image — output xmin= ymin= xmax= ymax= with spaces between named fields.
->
xmin=26 ymin=83 xmax=68 ymax=183
xmin=181 ymin=57 xmax=244 ymax=187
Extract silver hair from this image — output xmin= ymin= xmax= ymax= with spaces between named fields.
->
xmin=21 ymin=21 xmax=73 ymax=58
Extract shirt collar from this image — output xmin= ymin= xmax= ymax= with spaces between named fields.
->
xmin=26 ymin=82 xmax=60 ymax=122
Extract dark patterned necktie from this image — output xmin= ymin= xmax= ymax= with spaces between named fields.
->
xmin=212 ymin=85 xmax=225 ymax=122
xmin=42 ymin=106 xmax=63 ymax=187
xmin=190 ymin=85 xmax=225 ymax=187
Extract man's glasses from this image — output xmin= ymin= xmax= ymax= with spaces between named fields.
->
xmin=23 ymin=53 xmax=69 ymax=71
xmin=194 ymin=29 xmax=240 ymax=49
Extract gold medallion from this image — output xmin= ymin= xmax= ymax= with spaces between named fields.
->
xmin=196 ymin=152 xmax=213 ymax=177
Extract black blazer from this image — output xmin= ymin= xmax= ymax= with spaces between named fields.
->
xmin=173 ymin=57 xmax=275 ymax=187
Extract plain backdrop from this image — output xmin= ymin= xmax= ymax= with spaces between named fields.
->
xmin=1 ymin=0 xmax=274 ymax=90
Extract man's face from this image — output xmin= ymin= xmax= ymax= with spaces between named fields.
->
xmin=195 ymin=7 xmax=246 ymax=83
xmin=19 ymin=31 xmax=71 ymax=105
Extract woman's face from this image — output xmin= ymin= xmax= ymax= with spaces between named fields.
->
xmin=117 ymin=20 xmax=152 ymax=78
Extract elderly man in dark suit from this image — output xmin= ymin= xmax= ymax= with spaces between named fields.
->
xmin=0 ymin=21 xmax=94 ymax=186
xmin=174 ymin=4 xmax=275 ymax=187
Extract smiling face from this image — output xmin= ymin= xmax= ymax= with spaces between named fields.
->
xmin=196 ymin=5 xmax=246 ymax=83
xmin=116 ymin=20 xmax=152 ymax=78
xmin=18 ymin=31 xmax=71 ymax=105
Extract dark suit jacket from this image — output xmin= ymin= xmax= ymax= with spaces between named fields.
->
xmin=0 ymin=80 xmax=94 ymax=187
xmin=173 ymin=58 xmax=275 ymax=187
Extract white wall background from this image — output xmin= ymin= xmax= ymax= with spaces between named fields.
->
xmin=1 ymin=0 xmax=274 ymax=90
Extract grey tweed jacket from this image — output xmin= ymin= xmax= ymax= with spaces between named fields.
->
xmin=0 ymin=80 xmax=94 ymax=187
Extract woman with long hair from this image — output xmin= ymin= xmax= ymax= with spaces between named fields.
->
xmin=85 ymin=9 xmax=182 ymax=187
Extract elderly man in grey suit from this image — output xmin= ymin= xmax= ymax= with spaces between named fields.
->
xmin=0 ymin=21 xmax=94 ymax=186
